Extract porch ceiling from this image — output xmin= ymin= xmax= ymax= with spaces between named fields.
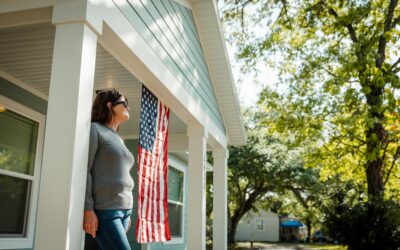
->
xmin=0 ymin=23 xmax=187 ymax=139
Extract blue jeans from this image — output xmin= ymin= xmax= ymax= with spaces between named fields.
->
xmin=95 ymin=209 xmax=132 ymax=250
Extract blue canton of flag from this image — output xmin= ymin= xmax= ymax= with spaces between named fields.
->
xmin=139 ymin=87 xmax=158 ymax=150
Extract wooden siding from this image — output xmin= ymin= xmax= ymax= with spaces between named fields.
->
xmin=114 ymin=0 xmax=225 ymax=133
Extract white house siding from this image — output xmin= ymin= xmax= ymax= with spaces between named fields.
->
xmin=114 ymin=0 xmax=225 ymax=134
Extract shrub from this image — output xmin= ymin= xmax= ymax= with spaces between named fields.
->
xmin=325 ymin=198 xmax=400 ymax=250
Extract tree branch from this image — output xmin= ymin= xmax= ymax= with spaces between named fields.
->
xmin=391 ymin=57 xmax=400 ymax=70
xmin=384 ymin=0 xmax=398 ymax=32
xmin=336 ymin=140 xmax=367 ymax=156
xmin=290 ymin=188 xmax=309 ymax=208
xmin=392 ymin=15 xmax=400 ymax=28
xmin=234 ymin=179 xmax=245 ymax=202
xmin=324 ymin=4 xmax=358 ymax=43
xmin=384 ymin=146 xmax=400 ymax=186
xmin=393 ymin=67 xmax=400 ymax=74
xmin=337 ymin=125 xmax=367 ymax=144
xmin=376 ymin=0 xmax=398 ymax=68
xmin=381 ymin=140 xmax=390 ymax=164
xmin=323 ymin=68 xmax=340 ymax=79
xmin=272 ymin=0 xmax=289 ymax=29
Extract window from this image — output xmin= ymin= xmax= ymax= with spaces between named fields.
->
xmin=255 ymin=218 xmax=264 ymax=231
xmin=165 ymin=156 xmax=186 ymax=244
xmin=0 ymin=96 xmax=45 ymax=249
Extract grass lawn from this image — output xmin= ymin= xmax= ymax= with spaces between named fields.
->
xmin=224 ymin=242 xmax=348 ymax=250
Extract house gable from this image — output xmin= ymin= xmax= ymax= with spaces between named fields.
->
xmin=114 ymin=0 xmax=225 ymax=134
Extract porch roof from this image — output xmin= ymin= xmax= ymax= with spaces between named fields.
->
xmin=0 ymin=0 xmax=246 ymax=147
xmin=191 ymin=0 xmax=247 ymax=146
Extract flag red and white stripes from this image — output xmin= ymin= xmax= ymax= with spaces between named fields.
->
xmin=135 ymin=86 xmax=171 ymax=243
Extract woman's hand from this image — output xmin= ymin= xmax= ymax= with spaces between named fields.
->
xmin=83 ymin=210 xmax=98 ymax=238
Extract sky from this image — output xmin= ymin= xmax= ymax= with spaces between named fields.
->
xmin=226 ymin=44 xmax=279 ymax=108
xmin=218 ymin=1 xmax=280 ymax=109
xmin=225 ymin=43 xmax=264 ymax=108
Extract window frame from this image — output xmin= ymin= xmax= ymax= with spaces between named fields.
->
xmin=163 ymin=155 xmax=186 ymax=245
xmin=0 ymin=95 xmax=45 ymax=249
xmin=254 ymin=218 xmax=264 ymax=231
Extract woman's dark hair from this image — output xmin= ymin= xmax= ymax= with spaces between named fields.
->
xmin=91 ymin=89 xmax=127 ymax=124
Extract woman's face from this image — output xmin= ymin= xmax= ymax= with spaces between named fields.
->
xmin=111 ymin=96 xmax=130 ymax=123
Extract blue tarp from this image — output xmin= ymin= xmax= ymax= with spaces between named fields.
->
xmin=280 ymin=220 xmax=304 ymax=228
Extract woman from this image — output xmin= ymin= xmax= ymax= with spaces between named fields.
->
xmin=83 ymin=89 xmax=134 ymax=250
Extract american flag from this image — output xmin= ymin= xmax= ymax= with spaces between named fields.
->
xmin=135 ymin=86 xmax=171 ymax=243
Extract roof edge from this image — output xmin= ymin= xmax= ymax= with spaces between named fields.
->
xmin=191 ymin=0 xmax=247 ymax=146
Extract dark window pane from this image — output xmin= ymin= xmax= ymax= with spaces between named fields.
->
xmin=168 ymin=203 xmax=182 ymax=238
xmin=0 ymin=109 xmax=38 ymax=175
xmin=168 ymin=167 xmax=183 ymax=202
xmin=255 ymin=219 xmax=264 ymax=230
xmin=0 ymin=175 xmax=30 ymax=236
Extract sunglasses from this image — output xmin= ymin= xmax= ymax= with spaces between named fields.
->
xmin=113 ymin=100 xmax=129 ymax=108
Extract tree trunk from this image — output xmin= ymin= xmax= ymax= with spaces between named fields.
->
xmin=365 ymin=85 xmax=385 ymax=199
xmin=227 ymin=207 xmax=232 ymax=243
xmin=227 ymin=191 xmax=263 ymax=243
xmin=366 ymin=124 xmax=385 ymax=198
xmin=228 ymin=200 xmax=256 ymax=243
xmin=306 ymin=220 xmax=312 ymax=243
xmin=228 ymin=216 xmax=240 ymax=243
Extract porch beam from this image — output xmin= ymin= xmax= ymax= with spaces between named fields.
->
xmin=212 ymin=148 xmax=229 ymax=250
xmin=187 ymin=125 xmax=208 ymax=250
xmin=0 ymin=7 xmax=52 ymax=29
xmin=34 ymin=20 xmax=98 ymax=250
xmin=0 ymin=0 xmax=54 ymax=14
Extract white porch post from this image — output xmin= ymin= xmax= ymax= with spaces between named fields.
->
xmin=187 ymin=125 xmax=208 ymax=250
xmin=212 ymin=148 xmax=228 ymax=250
xmin=34 ymin=13 xmax=98 ymax=250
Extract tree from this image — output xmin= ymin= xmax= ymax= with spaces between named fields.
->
xmin=258 ymin=188 xmax=324 ymax=242
xmin=225 ymin=113 xmax=323 ymax=243
xmin=322 ymin=177 xmax=400 ymax=249
xmin=220 ymin=0 xmax=400 ymax=201
xmin=226 ymin=132 xmax=277 ymax=243
xmin=218 ymin=2 xmax=400 ymax=245
xmin=283 ymin=171 xmax=325 ymax=242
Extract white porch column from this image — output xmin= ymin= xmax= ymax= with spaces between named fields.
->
xmin=212 ymin=148 xmax=228 ymax=250
xmin=187 ymin=125 xmax=208 ymax=250
xmin=34 ymin=17 xmax=98 ymax=250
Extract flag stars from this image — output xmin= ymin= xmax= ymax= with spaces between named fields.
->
xmin=139 ymin=87 xmax=158 ymax=151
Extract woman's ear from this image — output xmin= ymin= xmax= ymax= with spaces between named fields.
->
xmin=107 ymin=102 xmax=112 ymax=110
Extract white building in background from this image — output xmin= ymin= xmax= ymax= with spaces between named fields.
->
xmin=235 ymin=210 xmax=280 ymax=242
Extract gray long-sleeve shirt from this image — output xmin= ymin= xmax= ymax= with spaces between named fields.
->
xmin=85 ymin=122 xmax=135 ymax=210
